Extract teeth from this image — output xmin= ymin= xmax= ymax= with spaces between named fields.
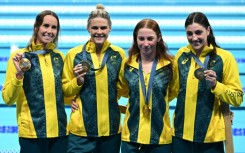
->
xmin=95 ymin=35 xmax=104 ymax=38
xmin=44 ymin=35 xmax=52 ymax=39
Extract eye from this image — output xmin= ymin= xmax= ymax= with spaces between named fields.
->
xmin=195 ymin=30 xmax=202 ymax=35
xmin=137 ymin=37 xmax=145 ymax=41
xmin=43 ymin=24 xmax=49 ymax=28
xmin=91 ymin=26 xmax=99 ymax=30
xmin=52 ymin=25 xmax=57 ymax=30
xmin=186 ymin=31 xmax=193 ymax=36
xmin=147 ymin=37 xmax=154 ymax=41
xmin=100 ymin=26 xmax=108 ymax=30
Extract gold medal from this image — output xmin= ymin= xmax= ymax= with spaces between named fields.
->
xmin=19 ymin=58 xmax=31 ymax=71
xmin=143 ymin=104 xmax=150 ymax=118
xmin=80 ymin=60 xmax=90 ymax=73
xmin=194 ymin=68 xmax=205 ymax=80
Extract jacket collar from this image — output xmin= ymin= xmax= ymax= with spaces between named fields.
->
xmin=85 ymin=40 xmax=111 ymax=53
xmin=187 ymin=44 xmax=214 ymax=57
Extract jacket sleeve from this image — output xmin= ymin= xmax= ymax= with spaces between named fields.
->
xmin=2 ymin=50 xmax=24 ymax=105
xmin=212 ymin=52 xmax=244 ymax=107
xmin=168 ymin=57 xmax=179 ymax=103
xmin=117 ymin=59 xmax=129 ymax=99
xmin=62 ymin=49 xmax=82 ymax=97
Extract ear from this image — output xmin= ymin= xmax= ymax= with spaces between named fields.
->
xmin=157 ymin=34 xmax=162 ymax=42
xmin=207 ymin=26 xmax=211 ymax=36
xmin=108 ymin=26 xmax=112 ymax=32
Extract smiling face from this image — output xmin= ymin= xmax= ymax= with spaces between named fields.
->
xmin=87 ymin=17 xmax=111 ymax=48
xmin=137 ymin=28 xmax=160 ymax=58
xmin=186 ymin=23 xmax=210 ymax=54
xmin=35 ymin=15 xmax=58 ymax=45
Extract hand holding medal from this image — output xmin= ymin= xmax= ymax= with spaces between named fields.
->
xmin=194 ymin=68 xmax=217 ymax=88
xmin=74 ymin=61 xmax=90 ymax=86
xmin=203 ymin=69 xmax=217 ymax=88
xmin=12 ymin=53 xmax=31 ymax=80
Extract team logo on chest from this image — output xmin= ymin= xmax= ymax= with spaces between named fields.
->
xmin=181 ymin=58 xmax=189 ymax=64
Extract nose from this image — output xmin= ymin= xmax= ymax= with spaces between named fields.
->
xmin=47 ymin=27 xmax=52 ymax=33
xmin=143 ymin=40 xmax=149 ymax=46
xmin=96 ymin=28 xmax=102 ymax=34
xmin=191 ymin=33 xmax=198 ymax=41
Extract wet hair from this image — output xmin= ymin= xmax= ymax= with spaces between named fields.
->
xmin=185 ymin=12 xmax=220 ymax=53
xmin=87 ymin=4 xmax=112 ymax=29
xmin=127 ymin=18 xmax=173 ymax=64
xmin=26 ymin=10 xmax=60 ymax=50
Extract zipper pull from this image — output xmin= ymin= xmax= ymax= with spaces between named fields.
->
xmin=44 ymin=55 xmax=48 ymax=66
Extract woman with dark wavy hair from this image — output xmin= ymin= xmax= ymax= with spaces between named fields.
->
xmin=171 ymin=12 xmax=243 ymax=153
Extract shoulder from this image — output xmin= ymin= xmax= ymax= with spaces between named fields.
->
xmin=175 ymin=46 xmax=190 ymax=58
xmin=52 ymin=49 xmax=65 ymax=59
xmin=216 ymin=47 xmax=233 ymax=56
xmin=110 ymin=44 xmax=125 ymax=58
xmin=66 ymin=45 xmax=84 ymax=57
xmin=215 ymin=47 xmax=236 ymax=62
xmin=9 ymin=48 xmax=28 ymax=57
xmin=177 ymin=46 xmax=190 ymax=53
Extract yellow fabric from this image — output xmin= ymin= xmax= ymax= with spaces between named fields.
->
xmin=2 ymin=42 xmax=68 ymax=138
xmin=62 ymin=40 xmax=125 ymax=137
xmin=171 ymin=44 xmax=243 ymax=142
xmin=118 ymin=55 xmax=173 ymax=144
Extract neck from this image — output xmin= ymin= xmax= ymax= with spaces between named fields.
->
xmin=195 ymin=50 xmax=202 ymax=57
xmin=140 ymin=54 xmax=155 ymax=64
xmin=96 ymin=45 xmax=102 ymax=54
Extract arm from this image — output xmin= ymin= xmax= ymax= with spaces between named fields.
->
xmin=2 ymin=51 xmax=25 ymax=105
xmin=117 ymin=59 xmax=129 ymax=99
xmin=62 ymin=50 xmax=84 ymax=97
xmin=212 ymin=52 xmax=244 ymax=107
xmin=168 ymin=57 xmax=179 ymax=102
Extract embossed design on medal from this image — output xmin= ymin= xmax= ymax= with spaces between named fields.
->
xmin=194 ymin=68 xmax=205 ymax=80
xmin=143 ymin=104 xmax=151 ymax=118
xmin=80 ymin=60 xmax=91 ymax=73
xmin=19 ymin=58 xmax=31 ymax=71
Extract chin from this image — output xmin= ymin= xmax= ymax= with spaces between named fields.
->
xmin=94 ymin=41 xmax=105 ymax=45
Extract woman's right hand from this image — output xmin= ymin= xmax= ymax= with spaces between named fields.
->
xmin=73 ymin=63 xmax=86 ymax=86
xmin=12 ymin=53 xmax=24 ymax=79
xmin=71 ymin=97 xmax=78 ymax=112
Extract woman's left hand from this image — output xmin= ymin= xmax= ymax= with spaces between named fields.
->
xmin=71 ymin=96 xmax=78 ymax=112
xmin=204 ymin=70 xmax=217 ymax=88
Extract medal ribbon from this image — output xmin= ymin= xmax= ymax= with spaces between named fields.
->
xmin=23 ymin=50 xmax=50 ymax=57
xmin=191 ymin=52 xmax=210 ymax=69
xmin=82 ymin=42 xmax=110 ymax=71
xmin=30 ymin=50 xmax=51 ymax=55
xmin=139 ymin=58 xmax=157 ymax=105
xmin=23 ymin=50 xmax=51 ymax=66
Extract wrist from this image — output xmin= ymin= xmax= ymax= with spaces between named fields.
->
xmin=212 ymin=80 xmax=217 ymax=90
xmin=77 ymin=78 xmax=84 ymax=86
xmin=16 ymin=71 xmax=24 ymax=80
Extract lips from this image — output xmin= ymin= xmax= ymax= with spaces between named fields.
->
xmin=191 ymin=40 xmax=202 ymax=46
xmin=94 ymin=35 xmax=105 ymax=38
xmin=43 ymin=35 xmax=53 ymax=38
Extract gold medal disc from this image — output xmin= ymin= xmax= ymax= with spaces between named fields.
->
xmin=143 ymin=104 xmax=150 ymax=118
xmin=19 ymin=58 xmax=31 ymax=71
xmin=194 ymin=68 xmax=205 ymax=80
xmin=80 ymin=61 xmax=90 ymax=73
